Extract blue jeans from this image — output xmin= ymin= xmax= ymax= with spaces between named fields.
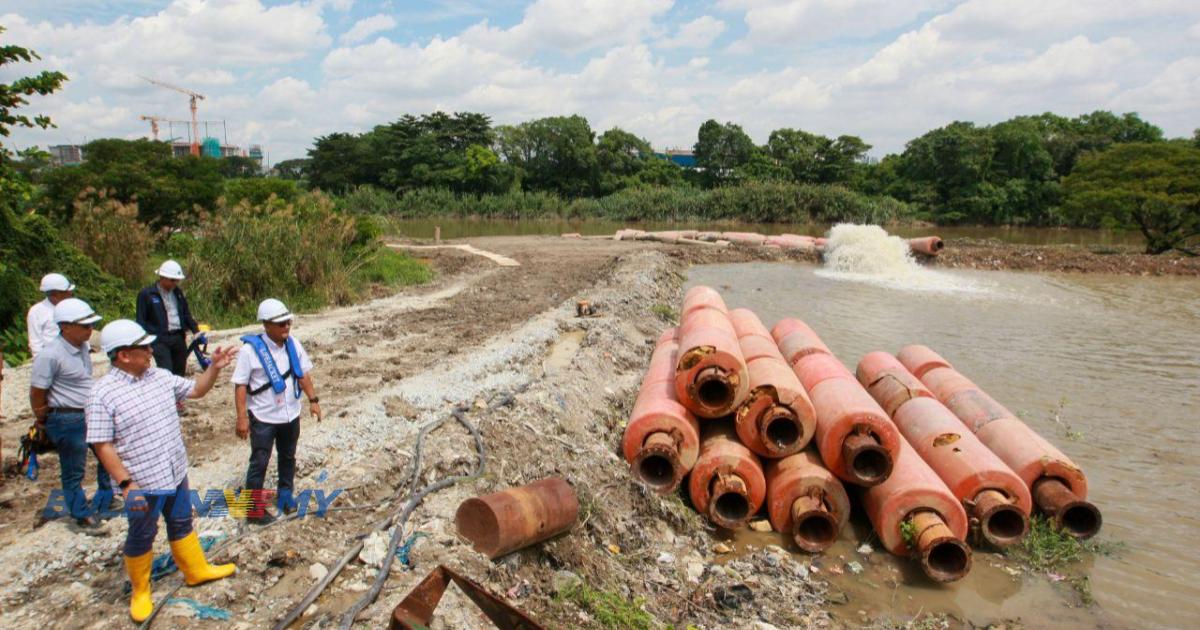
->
xmin=43 ymin=410 xmax=113 ymax=520
xmin=125 ymin=475 xmax=194 ymax=556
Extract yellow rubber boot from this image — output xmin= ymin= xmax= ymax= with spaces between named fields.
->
xmin=124 ymin=551 xmax=155 ymax=622
xmin=169 ymin=531 xmax=236 ymax=586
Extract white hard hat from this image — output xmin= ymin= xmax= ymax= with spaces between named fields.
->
xmin=100 ymin=319 xmax=156 ymax=354
xmin=257 ymin=298 xmax=292 ymax=323
xmin=156 ymin=259 xmax=186 ymax=280
xmin=39 ymin=273 xmax=75 ymax=292
xmin=53 ymin=298 xmax=103 ymax=325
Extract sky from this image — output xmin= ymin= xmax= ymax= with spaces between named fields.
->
xmin=1 ymin=0 xmax=1198 ymax=164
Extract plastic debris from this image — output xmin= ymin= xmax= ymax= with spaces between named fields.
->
xmin=164 ymin=597 xmax=231 ymax=621
xmin=394 ymin=531 xmax=428 ymax=568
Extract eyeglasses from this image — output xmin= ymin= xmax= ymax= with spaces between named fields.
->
xmin=268 ymin=320 xmax=292 ymax=328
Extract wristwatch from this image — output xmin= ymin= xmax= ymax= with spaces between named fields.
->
xmin=119 ymin=478 xmax=134 ymax=490
xmin=308 ymin=397 xmax=320 ymax=404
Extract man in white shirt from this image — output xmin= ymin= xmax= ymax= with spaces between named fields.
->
xmin=232 ymin=298 xmax=322 ymax=525
xmin=26 ymin=273 xmax=75 ymax=358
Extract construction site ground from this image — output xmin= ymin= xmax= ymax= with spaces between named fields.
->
xmin=0 ymin=234 xmax=1179 ymax=629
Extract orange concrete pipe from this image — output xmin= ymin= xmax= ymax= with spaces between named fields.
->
xmin=765 ymin=449 xmax=849 ymax=552
xmin=688 ymin=421 xmax=767 ymax=530
xmin=897 ymin=345 xmax=1102 ymax=539
xmin=908 ymin=236 xmax=945 ymax=256
xmin=863 ymin=437 xmax=972 ymax=582
xmin=455 ymin=478 xmax=579 ymax=559
xmin=623 ymin=330 xmax=702 ymax=494
xmin=774 ymin=322 xmax=900 ymax=487
xmin=719 ymin=231 xmax=767 ymax=246
xmin=675 ymin=286 xmax=749 ymax=418
xmin=858 ymin=352 xmax=1032 ymax=547
xmin=729 ymin=309 xmax=816 ymax=458
xmin=771 ymin=318 xmax=832 ymax=364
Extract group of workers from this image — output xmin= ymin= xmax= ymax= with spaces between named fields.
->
xmin=23 ymin=261 xmax=322 ymax=621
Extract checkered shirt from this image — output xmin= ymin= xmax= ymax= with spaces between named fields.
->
xmin=86 ymin=366 xmax=195 ymax=493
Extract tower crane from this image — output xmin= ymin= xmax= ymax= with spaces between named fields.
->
xmin=140 ymin=76 xmax=205 ymax=156
xmin=139 ymin=115 xmax=167 ymax=141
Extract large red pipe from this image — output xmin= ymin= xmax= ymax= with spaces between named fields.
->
xmin=857 ymin=352 xmax=1032 ymax=547
xmin=675 ymin=286 xmax=749 ymax=418
xmin=764 ymin=449 xmax=849 ymax=552
xmin=688 ymin=421 xmax=766 ymax=530
xmin=455 ymin=478 xmax=579 ymax=559
xmin=772 ymin=319 xmax=900 ymax=487
xmin=729 ymin=309 xmax=816 ymax=458
xmin=908 ymin=236 xmax=945 ymax=257
xmin=862 ymin=437 xmax=972 ymax=582
xmin=897 ymin=345 xmax=1101 ymax=539
xmin=623 ymin=328 xmax=702 ymax=494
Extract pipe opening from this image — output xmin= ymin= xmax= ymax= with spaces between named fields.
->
xmin=983 ymin=507 xmax=1027 ymax=546
xmin=932 ymin=239 xmax=945 ymax=251
xmin=696 ymin=378 xmax=733 ymax=410
xmin=794 ymin=513 xmax=837 ymax=551
xmin=764 ymin=415 xmax=801 ymax=450
xmin=712 ymin=492 xmax=750 ymax=525
xmin=851 ymin=447 xmax=890 ymax=484
xmin=924 ymin=539 xmax=970 ymax=582
xmin=636 ymin=455 xmax=677 ymax=490
xmin=1060 ymin=503 xmax=1102 ymax=539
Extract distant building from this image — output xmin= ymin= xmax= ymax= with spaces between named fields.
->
xmin=654 ymin=148 xmax=696 ymax=168
xmin=48 ymin=145 xmax=84 ymax=166
xmin=170 ymin=140 xmax=244 ymax=159
xmin=248 ymin=144 xmax=264 ymax=164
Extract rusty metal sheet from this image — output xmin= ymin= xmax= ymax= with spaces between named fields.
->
xmin=390 ymin=565 xmax=544 ymax=630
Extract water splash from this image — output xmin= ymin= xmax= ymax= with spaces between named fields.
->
xmin=816 ymin=224 xmax=987 ymax=294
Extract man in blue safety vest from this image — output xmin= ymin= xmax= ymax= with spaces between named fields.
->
xmin=231 ymin=298 xmax=322 ymax=525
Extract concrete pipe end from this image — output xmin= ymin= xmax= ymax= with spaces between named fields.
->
xmin=981 ymin=505 xmax=1029 ymax=548
xmin=1056 ymin=501 xmax=1103 ymax=540
xmin=792 ymin=510 xmax=839 ymax=553
xmin=920 ymin=536 xmax=972 ymax=583
xmin=631 ymin=444 xmax=685 ymax=495
xmin=709 ymin=492 xmax=752 ymax=530
xmin=691 ymin=366 xmax=735 ymax=414
xmin=760 ymin=407 xmax=804 ymax=456
xmin=842 ymin=433 xmax=893 ymax=487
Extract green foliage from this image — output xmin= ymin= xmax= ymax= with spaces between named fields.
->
xmin=1 ymin=324 xmax=31 ymax=366
xmin=1060 ymin=143 xmax=1200 ymax=254
xmin=64 ymin=188 xmax=155 ymax=286
xmin=693 ymin=119 xmax=755 ymax=185
xmin=768 ymin=128 xmax=872 ymax=184
xmin=596 ymin=127 xmax=655 ymax=194
xmin=497 ymin=115 xmax=599 ymax=197
xmin=354 ymin=247 xmax=432 ymax=287
xmin=272 ymin=157 xmax=309 ymax=181
xmin=38 ymin=139 xmax=225 ymax=228
xmin=1006 ymin=515 xmax=1120 ymax=571
xmin=555 ymin=579 xmax=656 ymax=629
xmin=0 ymin=25 xmax=68 ymax=205
xmin=900 ymin=518 xmax=917 ymax=547
xmin=162 ymin=232 xmax=198 ymax=259
xmin=218 ymin=155 xmax=261 ymax=178
xmin=650 ymin=303 xmax=677 ymax=323
xmin=223 ymin=176 xmax=299 ymax=206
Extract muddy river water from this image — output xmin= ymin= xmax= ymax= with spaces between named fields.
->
xmin=684 ymin=246 xmax=1199 ymax=628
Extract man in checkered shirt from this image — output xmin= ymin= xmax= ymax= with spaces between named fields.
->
xmin=86 ymin=319 xmax=238 ymax=622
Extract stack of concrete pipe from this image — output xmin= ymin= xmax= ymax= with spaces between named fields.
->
xmin=605 ymin=229 xmax=943 ymax=256
xmin=621 ymin=285 xmax=1102 ymax=584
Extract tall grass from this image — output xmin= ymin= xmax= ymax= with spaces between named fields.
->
xmin=338 ymin=181 xmax=913 ymax=224
xmin=185 ymin=191 xmax=428 ymax=327
xmin=65 ymin=188 xmax=156 ymax=286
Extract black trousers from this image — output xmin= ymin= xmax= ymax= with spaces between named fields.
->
xmin=245 ymin=414 xmax=300 ymax=510
xmin=152 ymin=331 xmax=188 ymax=376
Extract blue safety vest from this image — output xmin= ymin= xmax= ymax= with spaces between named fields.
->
xmin=241 ymin=334 xmax=304 ymax=399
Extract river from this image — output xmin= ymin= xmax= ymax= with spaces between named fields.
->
xmin=683 ymin=226 xmax=1200 ymax=628
xmin=390 ymin=218 xmax=1146 ymax=246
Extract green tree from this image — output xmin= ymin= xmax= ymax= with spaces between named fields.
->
xmin=496 ymin=115 xmax=598 ymax=197
xmin=1060 ymin=143 xmax=1200 ymax=254
xmin=596 ymin=127 xmax=654 ymax=194
xmin=635 ymin=157 xmax=685 ymax=188
xmin=272 ymin=158 xmax=309 ymax=180
xmin=219 ymin=155 xmax=261 ymax=178
xmin=307 ymin=132 xmax=376 ymax=192
xmin=693 ymin=120 xmax=755 ymax=186
xmin=897 ymin=121 xmax=996 ymax=223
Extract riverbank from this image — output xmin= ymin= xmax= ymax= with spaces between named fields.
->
xmin=0 ymin=234 xmax=1165 ymax=628
xmin=936 ymin=238 xmax=1200 ymax=276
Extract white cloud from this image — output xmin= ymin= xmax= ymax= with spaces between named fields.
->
xmin=1188 ymin=21 xmax=1200 ymax=39
xmin=973 ymin=36 xmax=1138 ymax=88
xmin=721 ymin=0 xmax=951 ymax=46
xmin=462 ymin=0 xmax=673 ymax=55
xmin=658 ymin=16 xmax=725 ymax=49
xmin=340 ymin=13 xmax=397 ymax=44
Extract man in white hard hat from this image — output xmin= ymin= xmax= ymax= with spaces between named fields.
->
xmin=135 ymin=259 xmax=199 ymax=376
xmin=26 ymin=272 xmax=75 ymax=358
xmin=232 ymin=298 xmax=322 ymax=525
xmin=29 ymin=298 xmax=114 ymax=531
xmin=86 ymin=319 xmax=237 ymax=622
